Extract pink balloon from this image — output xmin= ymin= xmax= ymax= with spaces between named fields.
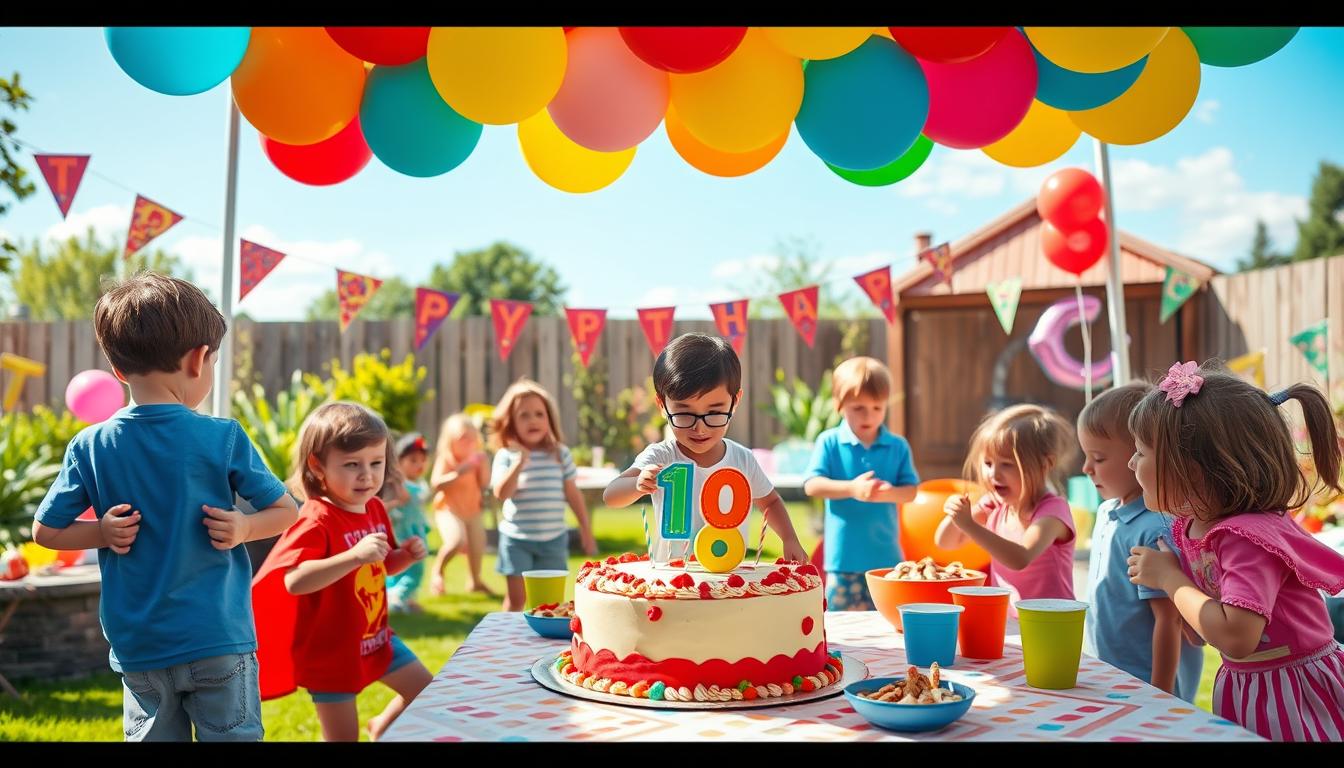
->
xmin=547 ymin=27 xmax=670 ymax=152
xmin=919 ymin=29 xmax=1037 ymax=150
xmin=65 ymin=369 xmax=126 ymax=424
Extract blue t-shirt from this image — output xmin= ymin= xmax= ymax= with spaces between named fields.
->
xmin=1084 ymin=496 xmax=1204 ymax=702
xmin=806 ymin=422 xmax=920 ymax=574
xmin=34 ymin=404 xmax=288 ymax=673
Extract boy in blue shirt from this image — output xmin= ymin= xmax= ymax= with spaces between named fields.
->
xmin=803 ymin=356 xmax=920 ymax=610
xmin=33 ymin=272 xmax=299 ymax=740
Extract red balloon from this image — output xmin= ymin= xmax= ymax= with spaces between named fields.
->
xmin=1038 ymin=168 xmax=1106 ymax=230
xmin=325 ymin=27 xmax=429 ymax=66
xmin=1041 ymin=218 xmax=1109 ymax=276
xmin=889 ymin=27 xmax=1011 ymax=63
xmin=618 ymin=27 xmax=747 ymax=73
xmin=262 ymin=116 xmax=373 ymax=186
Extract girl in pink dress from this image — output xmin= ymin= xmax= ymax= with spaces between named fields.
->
xmin=1129 ymin=362 xmax=1344 ymax=742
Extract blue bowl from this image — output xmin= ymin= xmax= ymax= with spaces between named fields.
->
xmin=843 ymin=676 xmax=977 ymax=733
xmin=523 ymin=613 xmax=574 ymax=640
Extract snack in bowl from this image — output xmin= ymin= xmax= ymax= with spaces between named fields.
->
xmin=856 ymin=663 xmax=962 ymax=704
xmin=884 ymin=557 xmax=972 ymax=581
xmin=530 ymin=601 xmax=575 ymax=619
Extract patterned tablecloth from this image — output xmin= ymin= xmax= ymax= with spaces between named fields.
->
xmin=383 ymin=611 xmax=1261 ymax=742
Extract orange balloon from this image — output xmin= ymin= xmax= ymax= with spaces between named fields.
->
xmin=231 ymin=27 xmax=366 ymax=145
xmin=664 ymin=103 xmax=788 ymax=177
xmin=898 ymin=479 xmax=991 ymax=572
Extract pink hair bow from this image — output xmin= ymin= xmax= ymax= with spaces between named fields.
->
xmin=1159 ymin=361 xmax=1204 ymax=407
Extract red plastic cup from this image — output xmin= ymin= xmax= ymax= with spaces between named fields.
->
xmin=948 ymin=586 xmax=1013 ymax=660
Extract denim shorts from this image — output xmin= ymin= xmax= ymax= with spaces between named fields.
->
xmin=121 ymin=651 xmax=263 ymax=741
xmin=496 ymin=532 xmax=569 ymax=576
xmin=309 ymin=635 xmax=418 ymax=703
xmin=825 ymin=571 xmax=877 ymax=612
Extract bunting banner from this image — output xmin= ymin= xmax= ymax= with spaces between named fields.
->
xmin=490 ymin=299 xmax=533 ymax=362
xmin=1290 ymin=320 xmax=1329 ymax=378
xmin=709 ymin=299 xmax=750 ymax=355
xmin=637 ymin=306 xmax=676 ymax=359
xmin=336 ymin=270 xmax=383 ymax=332
xmin=1159 ymin=266 xmax=1201 ymax=324
xmin=413 ymin=287 xmax=460 ymax=351
xmin=778 ymin=285 xmax=820 ymax=348
xmin=854 ymin=265 xmax=896 ymax=324
xmin=566 ymin=308 xmax=608 ymax=367
xmin=238 ymin=239 xmax=286 ymax=302
xmin=33 ymin=154 xmax=90 ymax=219
xmin=124 ymin=194 xmax=183 ymax=259
xmin=1226 ymin=349 xmax=1266 ymax=389
xmin=920 ymin=241 xmax=955 ymax=288
xmin=986 ymin=277 xmax=1023 ymax=335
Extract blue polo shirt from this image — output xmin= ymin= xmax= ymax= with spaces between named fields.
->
xmin=1084 ymin=496 xmax=1203 ymax=702
xmin=805 ymin=422 xmax=920 ymax=574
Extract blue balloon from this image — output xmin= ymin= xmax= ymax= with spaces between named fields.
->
xmin=794 ymin=37 xmax=929 ymax=173
xmin=1032 ymin=47 xmax=1146 ymax=112
xmin=360 ymin=58 xmax=482 ymax=178
xmin=105 ymin=27 xmax=250 ymax=96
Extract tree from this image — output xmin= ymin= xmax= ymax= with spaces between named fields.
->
xmin=1292 ymin=160 xmax=1344 ymax=262
xmin=0 ymin=72 xmax=36 ymax=275
xmin=304 ymin=275 xmax=415 ymax=321
xmin=1237 ymin=219 xmax=1288 ymax=271
xmin=428 ymin=241 xmax=566 ymax=316
xmin=735 ymin=236 xmax=878 ymax=319
xmin=8 ymin=227 xmax=191 ymax=320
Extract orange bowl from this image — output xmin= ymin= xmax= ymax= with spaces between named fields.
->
xmin=866 ymin=567 xmax=988 ymax=632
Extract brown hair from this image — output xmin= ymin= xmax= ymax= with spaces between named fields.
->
xmin=288 ymin=401 xmax=399 ymax=502
xmin=1078 ymin=382 xmax=1152 ymax=444
xmin=93 ymin=271 xmax=227 ymax=375
xmin=831 ymin=356 xmax=892 ymax=409
xmin=1129 ymin=363 xmax=1343 ymax=520
xmin=435 ymin=413 xmax=481 ymax=471
xmin=490 ymin=378 xmax=565 ymax=460
xmin=964 ymin=404 xmax=1077 ymax=512
xmin=653 ymin=333 xmax=742 ymax=406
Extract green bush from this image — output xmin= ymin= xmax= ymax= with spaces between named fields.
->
xmin=566 ymin=352 xmax=665 ymax=468
xmin=0 ymin=410 xmax=69 ymax=546
xmin=764 ymin=368 xmax=842 ymax=444
xmin=233 ymin=369 xmax=331 ymax=480
xmin=327 ymin=350 xmax=432 ymax=434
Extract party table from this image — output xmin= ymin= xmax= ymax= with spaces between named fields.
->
xmin=382 ymin=611 xmax=1260 ymax=742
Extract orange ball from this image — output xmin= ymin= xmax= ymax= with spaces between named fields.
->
xmin=898 ymin=479 xmax=991 ymax=572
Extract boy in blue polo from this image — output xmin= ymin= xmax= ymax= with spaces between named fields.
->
xmin=803 ymin=356 xmax=920 ymax=610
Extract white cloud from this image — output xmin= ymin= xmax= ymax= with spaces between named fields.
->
xmin=898 ymin=149 xmax=1008 ymax=209
xmin=42 ymin=204 xmax=129 ymax=243
xmin=710 ymin=253 xmax=780 ymax=280
xmin=1195 ymin=99 xmax=1221 ymax=124
xmin=629 ymin=285 xmax=736 ymax=319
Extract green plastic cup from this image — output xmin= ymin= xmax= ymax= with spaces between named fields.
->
xmin=1016 ymin=598 xmax=1088 ymax=689
xmin=522 ymin=569 xmax=568 ymax=612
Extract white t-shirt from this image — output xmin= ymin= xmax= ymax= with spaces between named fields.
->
xmin=630 ymin=438 xmax=774 ymax=562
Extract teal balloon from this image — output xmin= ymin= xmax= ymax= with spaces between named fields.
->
xmin=796 ymin=37 xmax=929 ymax=172
xmin=105 ymin=27 xmax=250 ymax=96
xmin=827 ymin=135 xmax=933 ymax=187
xmin=1032 ymin=47 xmax=1145 ymax=111
xmin=360 ymin=58 xmax=482 ymax=178
xmin=1183 ymin=27 xmax=1298 ymax=67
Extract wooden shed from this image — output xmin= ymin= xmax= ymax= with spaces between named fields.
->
xmin=885 ymin=198 xmax=1219 ymax=480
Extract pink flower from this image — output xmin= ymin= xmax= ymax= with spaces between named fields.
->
xmin=1159 ymin=361 xmax=1204 ymax=408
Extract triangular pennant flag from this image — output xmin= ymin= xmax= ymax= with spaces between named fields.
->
xmin=920 ymin=241 xmax=955 ymax=288
xmin=709 ymin=299 xmax=749 ymax=355
xmin=336 ymin=270 xmax=383 ymax=332
xmin=1226 ymin=349 xmax=1267 ymax=389
xmin=1289 ymin=319 xmax=1329 ymax=378
xmin=33 ymin=154 xmax=90 ymax=219
xmin=1159 ymin=266 xmax=1201 ymax=324
xmin=854 ymin=265 xmax=896 ymax=324
xmin=565 ymin=308 xmax=608 ymax=367
xmin=124 ymin=194 xmax=184 ymax=259
xmin=414 ymin=287 xmax=460 ymax=351
xmin=637 ymin=306 xmax=676 ymax=358
xmin=778 ymin=285 xmax=820 ymax=348
xmin=490 ymin=299 xmax=533 ymax=362
xmin=986 ymin=277 xmax=1023 ymax=335
xmin=238 ymin=239 xmax=286 ymax=302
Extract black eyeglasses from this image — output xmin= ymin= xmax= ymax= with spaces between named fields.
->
xmin=663 ymin=406 xmax=734 ymax=429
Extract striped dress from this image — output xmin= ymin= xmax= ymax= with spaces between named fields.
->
xmin=1173 ymin=513 xmax=1344 ymax=741
xmin=491 ymin=445 xmax=576 ymax=543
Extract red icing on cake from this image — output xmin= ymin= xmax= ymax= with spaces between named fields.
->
xmin=802 ymin=616 xmax=814 ymax=635
xmin=570 ymin=640 xmax=827 ymax=689
xmin=647 ymin=606 xmax=662 ymax=621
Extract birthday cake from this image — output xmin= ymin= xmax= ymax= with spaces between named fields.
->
xmin=555 ymin=553 xmax=841 ymax=703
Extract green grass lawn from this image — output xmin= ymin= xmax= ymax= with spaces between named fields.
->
xmin=0 ymin=503 xmax=1223 ymax=741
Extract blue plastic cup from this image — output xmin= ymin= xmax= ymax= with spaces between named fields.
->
xmin=899 ymin=603 xmax=965 ymax=668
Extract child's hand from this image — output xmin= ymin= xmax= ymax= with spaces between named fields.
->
xmin=635 ymin=464 xmax=663 ymax=495
xmin=460 ymin=452 xmax=482 ymax=469
xmin=943 ymin=494 xmax=974 ymax=528
xmin=580 ymin=528 xmax=598 ymax=556
xmin=100 ymin=504 xmax=140 ymax=555
xmin=782 ymin=539 xmax=809 ymax=563
xmin=350 ymin=532 xmax=391 ymax=564
xmin=1128 ymin=539 xmax=1181 ymax=590
xmin=512 ymin=446 xmax=530 ymax=469
xmin=403 ymin=536 xmax=428 ymax=561
xmin=849 ymin=471 xmax=891 ymax=502
xmin=202 ymin=505 xmax=253 ymax=550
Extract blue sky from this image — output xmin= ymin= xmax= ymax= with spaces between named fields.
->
xmin=3 ymin=26 xmax=1342 ymax=319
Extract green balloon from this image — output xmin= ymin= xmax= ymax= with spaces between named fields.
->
xmin=827 ymin=135 xmax=933 ymax=187
xmin=1183 ymin=27 xmax=1298 ymax=67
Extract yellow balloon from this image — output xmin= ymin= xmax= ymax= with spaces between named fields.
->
xmin=982 ymin=100 xmax=1080 ymax=168
xmin=518 ymin=109 xmax=635 ymax=193
xmin=1025 ymin=27 xmax=1169 ymax=73
xmin=1069 ymin=29 xmax=1201 ymax=146
xmin=669 ymin=29 xmax=804 ymax=154
xmin=664 ymin=103 xmax=789 ymax=177
xmin=874 ymin=28 xmax=895 ymax=40
xmin=762 ymin=27 xmax=874 ymax=60
xmin=426 ymin=27 xmax=567 ymax=125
